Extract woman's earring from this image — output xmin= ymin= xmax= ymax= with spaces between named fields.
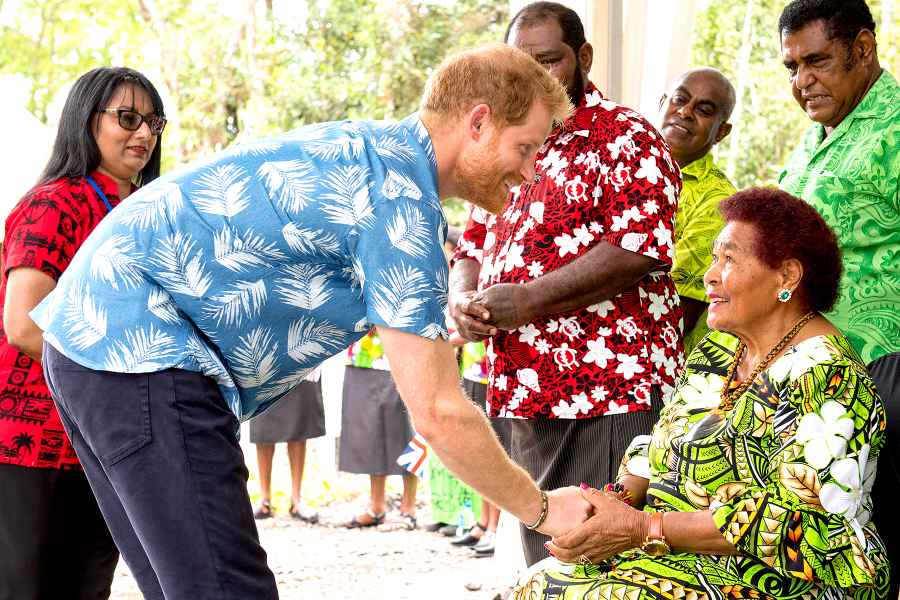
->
xmin=778 ymin=288 xmax=792 ymax=303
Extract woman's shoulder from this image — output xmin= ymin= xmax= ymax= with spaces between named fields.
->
xmin=767 ymin=334 xmax=867 ymax=385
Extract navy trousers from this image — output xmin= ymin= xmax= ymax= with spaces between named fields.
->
xmin=42 ymin=343 xmax=278 ymax=600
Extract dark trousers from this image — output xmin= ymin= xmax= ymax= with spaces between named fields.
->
xmin=510 ymin=388 xmax=662 ymax=566
xmin=0 ymin=463 xmax=118 ymax=600
xmin=869 ymin=352 xmax=899 ymax=599
xmin=43 ymin=343 xmax=277 ymax=600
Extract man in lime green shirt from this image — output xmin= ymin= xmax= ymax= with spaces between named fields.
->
xmin=659 ymin=68 xmax=737 ymax=354
xmin=777 ymin=1 xmax=899 ymax=595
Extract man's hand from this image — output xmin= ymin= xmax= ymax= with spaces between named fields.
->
xmin=472 ymin=283 xmax=534 ymax=331
xmin=535 ymin=486 xmax=594 ymax=539
xmin=448 ymin=289 xmax=496 ymax=341
xmin=546 ymin=486 xmax=649 ymax=563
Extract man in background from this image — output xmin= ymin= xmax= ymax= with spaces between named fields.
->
xmin=660 ymin=67 xmax=736 ymax=354
xmin=777 ymin=1 xmax=899 ymax=595
xmin=451 ymin=2 xmax=683 ymax=565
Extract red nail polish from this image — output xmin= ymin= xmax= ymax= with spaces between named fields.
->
xmin=579 ymin=482 xmax=589 ymax=490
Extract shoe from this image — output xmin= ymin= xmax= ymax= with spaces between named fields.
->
xmin=424 ymin=521 xmax=448 ymax=533
xmin=377 ymin=511 xmax=417 ymax=532
xmin=254 ymin=500 xmax=273 ymax=520
xmin=439 ymin=524 xmax=457 ymax=537
xmin=473 ymin=531 xmax=495 ymax=556
xmin=344 ymin=508 xmax=386 ymax=529
xmin=451 ymin=525 xmax=484 ymax=546
xmin=289 ymin=502 xmax=319 ymax=524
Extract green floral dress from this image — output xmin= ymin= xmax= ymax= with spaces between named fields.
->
xmin=514 ymin=332 xmax=889 ymax=600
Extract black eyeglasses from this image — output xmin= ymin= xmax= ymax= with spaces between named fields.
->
xmin=97 ymin=108 xmax=167 ymax=135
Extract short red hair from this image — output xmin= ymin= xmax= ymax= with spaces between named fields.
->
xmin=719 ymin=187 xmax=842 ymax=313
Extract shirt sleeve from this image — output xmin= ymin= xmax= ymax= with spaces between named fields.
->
xmin=617 ymin=434 xmax=652 ymax=480
xmin=4 ymin=187 xmax=81 ymax=281
xmin=671 ymin=184 xmax=729 ymax=302
xmin=352 ymin=196 xmax=449 ymax=340
xmin=451 ymin=204 xmax=488 ymax=266
xmin=598 ymin=127 xmax=681 ymax=266
xmin=710 ymin=360 xmax=886 ymax=589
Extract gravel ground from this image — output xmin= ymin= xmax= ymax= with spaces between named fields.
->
xmin=109 ymin=434 xmax=522 ymax=599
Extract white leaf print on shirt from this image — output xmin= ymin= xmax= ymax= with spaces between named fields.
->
xmin=320 ymin=165 xmax=375 ymax=229
xmin=90 ymin=233 xmax=144 ymax=290
xmin=258 ymin=159 xmax=315 ymax=214
xmin=371 ymin=263 xmax=429 ymax=329
xmin=373 ymin=136 xmax=416 ymax=162
xmin=152 ymin=232 xmax=212 ymax=298
xmin=275 ymin=264 xmax=332 ymax=311
xmin=185 ymin=333 xmax=234 ymax=388
xmin=229 ymin=326 xmax=279 ymax=388
xmin=303 ymin=137 xmax=366 ymax=161
xmin=387 ymin=205 xmax=430 ymax=258
xmin=281 ymin=223 xmax=342 ymax=257
xmin=103 ymin=324 xmax=177 ymax=371
xmin=381 ymin=169 xmax=423 ymax=201
xmin=64 ymin=281 xmax=107 ymax=350
xmin=120 ymin=182 xmax=182 ymax=230
xmin=203 ymin=279 xmax=268 ymax=327
xmin=193 ymin=165 xmax=251 ymax=218
xmin=147 ymin=288 xmax=181 ymax=325
xmin=214 ymin=226 xmax=288 ymax=272
xmin=286 ymin=317 xmax=344 ymax=363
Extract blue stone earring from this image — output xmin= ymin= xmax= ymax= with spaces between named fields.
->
xmin=778 ymin=289 xmax=792 ymax=303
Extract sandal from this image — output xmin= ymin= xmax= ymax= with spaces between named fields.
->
xmin=377 ymin=511 xmax=418 ymax=532
xmin=345 ymin=507 xmax=385 ymax=529
xmin=289 ymin=502 xmax=319 ymax=524
xmin=254 ymin=500 xmax=273 ymax=520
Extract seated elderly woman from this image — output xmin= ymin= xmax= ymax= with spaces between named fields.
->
xmin=514 ymin=188 xmax=890 ymax=600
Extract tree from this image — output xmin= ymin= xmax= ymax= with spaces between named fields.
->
xmin=0 ymin=0 xmax=507 ymax=223
xmin=691 ymin=0 xmax=900 ymax=189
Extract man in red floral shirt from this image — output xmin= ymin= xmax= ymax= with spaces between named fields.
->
xmin=450 ymin=2 xmax=684 ymax=564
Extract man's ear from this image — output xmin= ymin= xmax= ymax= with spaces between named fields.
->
xmin=714 ymin=122 xmax=732 ymax=144
xmin=578 ymin=42 xmax=594 ymax=75
xmin=854 ymin=29 xmax=877 ymax=66
xmin=467 ymin=104 xmax=491 ymax=141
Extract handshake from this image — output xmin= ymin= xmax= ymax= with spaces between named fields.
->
xmin=448 ymin=284 xmax=536 ymax=342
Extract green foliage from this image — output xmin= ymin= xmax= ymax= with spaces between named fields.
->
xmin=692 ymin=0 xmax=900 ymax=189
xmin=0 ymin=0 xmax=507 ymax=225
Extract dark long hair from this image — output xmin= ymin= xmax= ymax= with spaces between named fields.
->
xmin=39 ymin=67 xmax=166 ymax=186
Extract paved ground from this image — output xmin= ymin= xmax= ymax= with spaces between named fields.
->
xmin=110 ymin=435 xmax=522 ymax=599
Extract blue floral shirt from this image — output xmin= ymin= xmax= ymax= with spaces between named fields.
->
xmin=32 ymin=115 xmax=449 ymax=421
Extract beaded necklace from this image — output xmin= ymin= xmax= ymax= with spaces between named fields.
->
xmin=686 ymin=311 xmax=817 ymax=441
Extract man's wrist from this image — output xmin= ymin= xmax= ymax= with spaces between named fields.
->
xmin=524 ymin=488 xmax=549 ymax=531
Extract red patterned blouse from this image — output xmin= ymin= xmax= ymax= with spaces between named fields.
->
xmin=0 ymin=171 xmax=124 ymax=469
xmin=453 ymin=83 xmax=685 ymax=419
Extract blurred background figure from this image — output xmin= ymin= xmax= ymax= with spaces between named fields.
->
xmin=0 ymin=66 xmax=165 ymax=600
xmin=340 ymin=331 xmax=419 ymax=531
xmin=250 ymin=370 xmax=325 ymax=523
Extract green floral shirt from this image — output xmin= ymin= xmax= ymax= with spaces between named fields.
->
xmin=779 ymin=70 xmax=900 ymax=365
xmin=671 ymin=153 xmax=735 ymax=354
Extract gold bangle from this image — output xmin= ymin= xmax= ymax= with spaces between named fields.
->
xmin=525 ymin=490 xmax=549 ymax=530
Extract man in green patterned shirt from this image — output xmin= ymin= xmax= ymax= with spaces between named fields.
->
xmin=777 ymin=1 xmax=899 ymax=595
xmin=659 ymin=68 xmax=737 ymax=353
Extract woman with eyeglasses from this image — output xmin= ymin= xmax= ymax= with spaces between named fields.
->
xmin=0 ymin=66 xmax=165 ymax=599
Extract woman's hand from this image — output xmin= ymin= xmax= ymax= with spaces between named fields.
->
xmin=546 ymin=486 xmax=649 ymax=564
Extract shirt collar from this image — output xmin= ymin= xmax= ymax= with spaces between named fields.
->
xmin=680 ymin=152 xmax=715 ymax=181
xmin=843 ymin=69 xmax=898 ymax=121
